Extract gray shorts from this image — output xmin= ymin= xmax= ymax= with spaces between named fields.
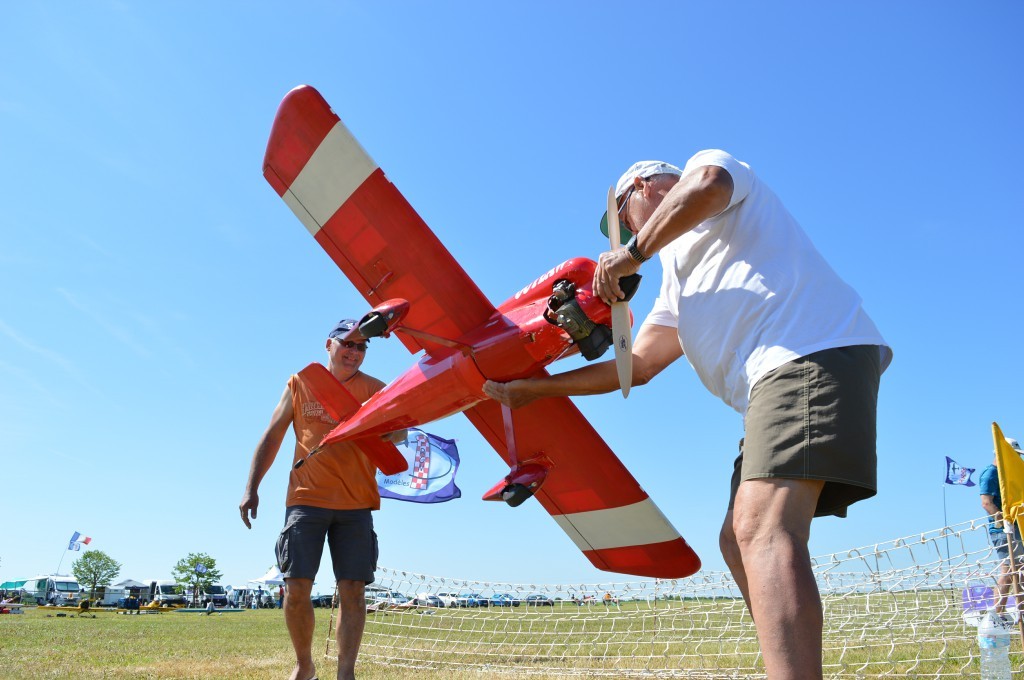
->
xmin=991 ymin=530 xmax=1024 ymax=564
xmin=275 ymin=506 xmax=378 ymax=584
xmin=730 ymin=345 xmax=882 ymax=518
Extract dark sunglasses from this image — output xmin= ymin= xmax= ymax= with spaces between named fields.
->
xmin=334 ymin=339 xmax=367 ymax=352
xmin=616 ymin=184 xmax=637 ymax=230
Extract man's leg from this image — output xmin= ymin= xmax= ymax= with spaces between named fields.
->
xmin=719 ymin=509 xmax=752 ymax=613
xmin=334 ymin=579 xmax=366 ymax=680
xmin=283 ymin=577 xmax=317 ymax=680
xmin=730 ymin=477 xmax=825 ymax=680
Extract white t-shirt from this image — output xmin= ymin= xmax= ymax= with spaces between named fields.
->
xmin=643 ymin=150 xmax=892 ymax=414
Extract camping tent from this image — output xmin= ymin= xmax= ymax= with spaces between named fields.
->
xmin=113 ymin=579 xmax=148 ymax=589
xmin=250 ymin=566 xmax=285 ymax=586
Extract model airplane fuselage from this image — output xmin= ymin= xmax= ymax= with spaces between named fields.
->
xmin=327 ymin=257 xmax=611 ymax=442
xmin=263 ymin=85 xmax=700 ymax=580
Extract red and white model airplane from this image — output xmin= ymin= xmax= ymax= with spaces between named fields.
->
xmin=262 ymin=85 xmax=700 ymax=580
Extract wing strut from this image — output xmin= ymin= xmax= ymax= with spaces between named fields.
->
xmin=482 ymin=405 xmax=551 ymax=507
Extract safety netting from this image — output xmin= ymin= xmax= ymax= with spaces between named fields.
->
xmin=325 ymin=517 xmax=1021 ymax=678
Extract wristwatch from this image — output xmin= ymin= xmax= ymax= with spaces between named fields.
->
xmin=626 ymin=233 xmax=650 ymax=264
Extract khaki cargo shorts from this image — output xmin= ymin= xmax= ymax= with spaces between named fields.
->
xmin=730 ymin=345 xmax=882 ymax=518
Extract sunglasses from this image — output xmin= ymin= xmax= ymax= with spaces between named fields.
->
xmin=616 ymin=185 xmax=637 ymax=230
xmin=334 ymin=339 xmax=367 ymax=352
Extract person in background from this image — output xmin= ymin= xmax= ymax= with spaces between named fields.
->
xmin=485 ymin=153 xmax=891 ymax=680
xmin=979 ymin=435 xmax=1024 ymax=625
xmin=240 ymin=319 xmax=403 ymax=680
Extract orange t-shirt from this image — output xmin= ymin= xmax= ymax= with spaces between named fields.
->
xmin=285 ymin=370 xmax=386 ymax=510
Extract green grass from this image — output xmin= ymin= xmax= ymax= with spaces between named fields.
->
xmin=0 ymin=596 xmax=1017 ymax=679
xmin=0 ymin=607 xmax=567 ymax=679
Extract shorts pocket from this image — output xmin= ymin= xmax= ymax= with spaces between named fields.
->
xmin=275 ymin=527 xmax=292 ymax=575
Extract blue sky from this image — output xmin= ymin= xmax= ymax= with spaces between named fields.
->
xmin=1 ymin=3 xmax=1021 ymax=592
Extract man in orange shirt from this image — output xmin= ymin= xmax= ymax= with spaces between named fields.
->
xmin=240 ymin=319 xmax=400 ymax=680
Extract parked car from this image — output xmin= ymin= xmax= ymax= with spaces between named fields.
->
xmin=525 ymin=594 xmax=554 ymax=606
xmin=436 ymin=591 xmax=461 ymax=608
xmin=310 ymin=594 xmax=334 ymax=608
xmin=488 ymin=593 xmax=519 ymax=607
xmin=367 ymin=590 xmax=410 ymax=606
xmin=456 ymin=593 xmax=485 ymax=607
xmin=413 ymin=594 xmax=444 ymax=607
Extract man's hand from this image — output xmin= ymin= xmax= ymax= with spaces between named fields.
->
xmin=239 ymin=491 xmax=259 ymax=529
xmin=594 ymin=248 xmax=642 ymax=306
xmin=483 ymin=379 xmax=538 ymax=409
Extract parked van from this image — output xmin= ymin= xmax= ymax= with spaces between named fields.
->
xmin=93 ymin=585 xmax=127 ymax=607
xmin=186 ymin=583 xmax=229 ymax=607
xmin=226 ymin=585 xmax=248 ymax=608
xmin=228 ymin=587 xmax=266 ymax=608
xmin=145 ymin=579 xmax=185 ymax=606
xmin=20 ymin=575 xmax=81 ymax=606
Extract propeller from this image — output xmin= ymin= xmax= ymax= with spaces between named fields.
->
xmin=606 ymin=186 xmax=633 ymax=398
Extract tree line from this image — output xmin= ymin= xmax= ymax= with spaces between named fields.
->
xmin=72 ymin=550 xmax=224 ymax=605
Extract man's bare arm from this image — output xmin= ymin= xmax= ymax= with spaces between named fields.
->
xmin=595 ymin=165 xmax=734 ymax=304
xmin=483 ymin=324 xmax=683 ymax=408
xmin=981 ymin=494 xmax=1002 ymax=520
xmin=239 ymin=385 xmax=294 ymax=529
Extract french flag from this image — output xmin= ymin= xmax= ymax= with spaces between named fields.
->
xmin=68 ymin=531 xmax=92 ymax=550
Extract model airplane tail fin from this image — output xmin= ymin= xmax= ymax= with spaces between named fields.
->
xmin=296 ymin=363 xmax=408 ymax=475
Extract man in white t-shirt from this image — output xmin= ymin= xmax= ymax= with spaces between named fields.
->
xmin=484 ymin=152 xmax=891 ymax=680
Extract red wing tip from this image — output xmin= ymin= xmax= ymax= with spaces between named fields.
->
xmin=280 ymin=84 xmax=326 ymax=107
xmin=585 ymin=539 xmax=701 ymax=580
xmin=263 ymin=84 xmax=339 ymax=191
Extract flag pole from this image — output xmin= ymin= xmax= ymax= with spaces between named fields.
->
xmin=55 ymin=544 xmax=69 ymax=576
xmin=942 ymin=483 xmax=951 ymax=563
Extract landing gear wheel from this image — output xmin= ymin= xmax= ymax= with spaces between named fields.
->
xmin=502 ymin=483 xmax=534 ymax=508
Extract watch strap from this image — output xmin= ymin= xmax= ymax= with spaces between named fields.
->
xmin=626 ymin=234 xmax=649 ymax=263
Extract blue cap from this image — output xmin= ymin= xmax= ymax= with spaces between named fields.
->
xmin=328 ymin=319 xmax=358 ymax=339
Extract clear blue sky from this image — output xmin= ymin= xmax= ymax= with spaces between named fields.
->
xmin=2 ymin=2 xmax=1021 ymax=591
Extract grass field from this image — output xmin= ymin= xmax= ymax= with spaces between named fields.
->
xmin=0 ymin=607 xmax=568 ymax=679
xmin=0 ymin=595 xmax=1015 ymax=679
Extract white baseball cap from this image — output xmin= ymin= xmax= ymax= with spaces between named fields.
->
xmin=599 ymin=160 xmax=683 ymax=243
xmin=1006 ymin=437 xmax=1023 ymax=454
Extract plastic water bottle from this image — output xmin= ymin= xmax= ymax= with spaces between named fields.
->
xmin=978 ymin=611 xmax=1013 ymax=680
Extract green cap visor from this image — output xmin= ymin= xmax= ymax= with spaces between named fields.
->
xmin=599 ymin=211 xmax=633 ymax=246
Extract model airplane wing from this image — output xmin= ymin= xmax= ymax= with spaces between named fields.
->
xmin=263 ymin=85 xmax=496 ymax=355
xmin=464 ymin=395 xmax=701 ymax=580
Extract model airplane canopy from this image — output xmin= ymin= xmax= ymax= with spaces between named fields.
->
xmin=262 ymin=85 xmax=700 ymax=580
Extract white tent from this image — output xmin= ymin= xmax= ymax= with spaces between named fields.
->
xmin=113 ymin=579 xmax=148 ymax=589
xmin=250 ymin=566 xmax=285 ymax=586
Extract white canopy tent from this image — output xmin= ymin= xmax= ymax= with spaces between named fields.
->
xmin=113 ymin=579 xmax=148 ymax=589
xmin=250 ymin=566 xmax=285 ymax=586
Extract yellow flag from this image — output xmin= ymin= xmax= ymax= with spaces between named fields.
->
xmin=993 ymin=422 xmax=1024 ymax=524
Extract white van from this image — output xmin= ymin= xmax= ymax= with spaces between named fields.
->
xmin=146 ymin=579 xmax=185 ymax=606
xmin=185 ymin=583 xmax=229 ymax=607
xmin=226 ymin=586 xmax=248 ymax=608
xmin=93 ymin=585 xmax=127 ymax=607
xmin=20 ymin=575 xmax=81 ymax=606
